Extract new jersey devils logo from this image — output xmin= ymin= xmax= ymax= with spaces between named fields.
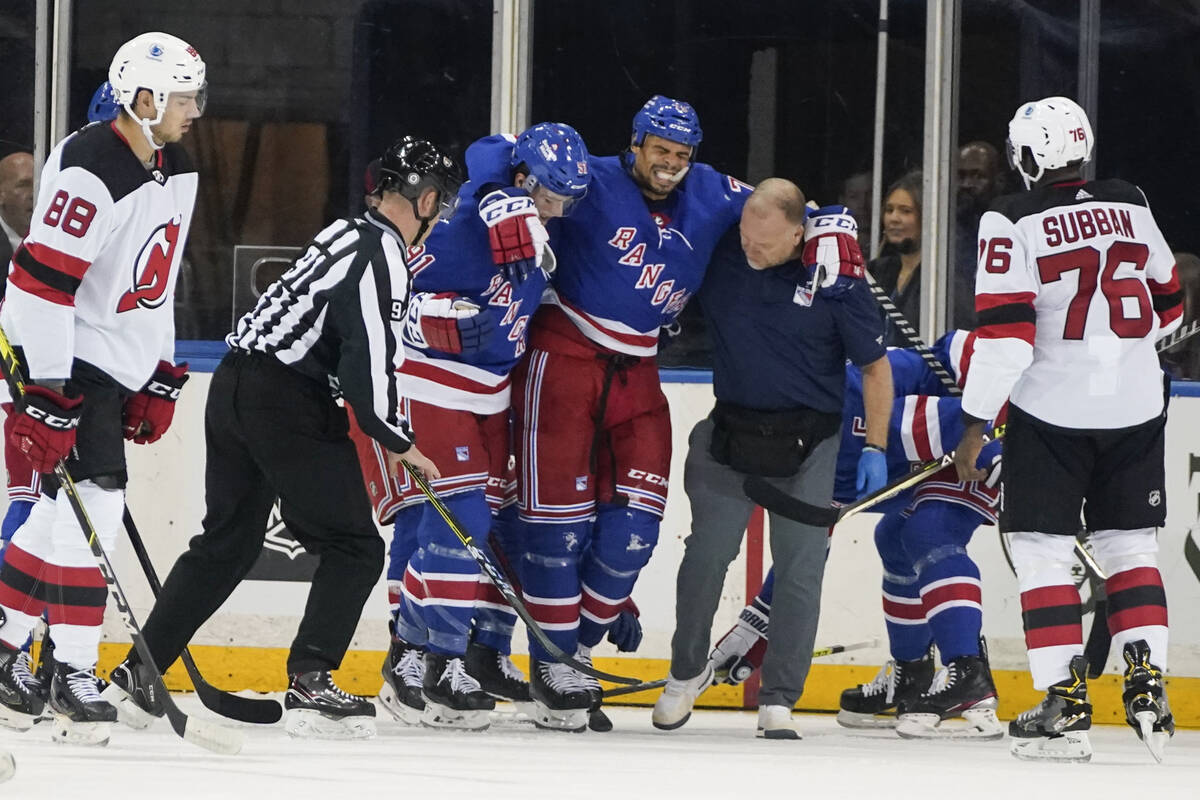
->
xmin=117 ymin=217 xmax=181 ymax=312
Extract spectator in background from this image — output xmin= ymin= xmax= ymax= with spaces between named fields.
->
xmin=0 ymin=146 xmax=33 ymax=275
xmin=838 ymin=168 xmax=875 ymax=245
xmin=869 ymin=170 xmax=923 ymax=345
xmin=1160 ymin=252 xmax=1200 ymax=380
xmin=952 ymin=142 xmax=1004 ymax=328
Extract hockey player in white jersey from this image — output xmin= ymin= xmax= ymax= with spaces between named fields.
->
xmin=954 ymin=97 xmax=1182 ymax=763
xmin=0 ymin=32 xmax=204 ymax=745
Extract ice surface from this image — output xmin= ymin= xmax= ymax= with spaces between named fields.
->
xmin=0 ymin=697 xmax=1197 ymax=799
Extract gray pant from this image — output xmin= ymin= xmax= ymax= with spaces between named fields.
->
xmin=670 ymin=416 xmax=838 ymax=708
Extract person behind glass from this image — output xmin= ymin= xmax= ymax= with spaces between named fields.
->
xmin=652 ymin=179 xmax=893 ymax=740
xmin=952 ymin=142 xmax=1004 ymax=328
xmin=104 ymin=137 xmax=460 ymax=742
xmin=837 ymin=167 xmax=874 ymax=244
xmin=869 ymin=170 xmax=923 ymax=345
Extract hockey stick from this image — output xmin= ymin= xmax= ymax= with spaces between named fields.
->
xmin=403 ymin=463 xmax=643 ymax=684
xmin=864 ymin=270 xmax=959 ymax=393
xmin=121 ymin=509 xmax=283 ymax=723
xmin=0 ymin=328 xmax=242 ymax=754
xmin=601 ymin=638 xmax=880 ymax=698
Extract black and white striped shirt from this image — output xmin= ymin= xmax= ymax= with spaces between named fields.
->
xmin=227 ymin=209 xmax=414 ymax=452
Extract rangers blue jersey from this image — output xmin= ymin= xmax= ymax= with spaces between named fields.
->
xmin=544 ymin=154 xmax=751 ymax=356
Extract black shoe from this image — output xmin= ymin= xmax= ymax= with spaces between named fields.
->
xmin=1008 ymin=655 xmax=1092 ymax=762
xmin=464 ymin=641 xmax=531 ymax=703
xmin=285 ymin=671 xmax=375 ymax=719
xmin=103 ymin=656 xmax=166 ymax=729
xmin=1122 ymin=640 xmax=1173 ymax=762
xmin=378 ymin=638 xmax=425 ymax=724
xmin=837 ymin=648 xmax=934 ymax=728
xmin=0 ymin=642 xmax=46 ymax=730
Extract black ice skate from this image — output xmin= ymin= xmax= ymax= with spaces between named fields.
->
xmin=529 ymin=658 xmax=591 ymax=733
xmin=464 ymin=640 xmax=532 ymax=707
xmin=421 ymin=652 xmax=495 ymax=731
xmin=47 ymin=661 xmax=117 ymax=746
xmin=0 ymin=642 xmax=46 ymax=732
xmin=1009 ymin=654 xmax=1092 ymax=763
xmin=1121 ymin=640 xmax=1174 ymax=763
xmin=102 ymin=656 xmax=165 ymax=730
xmin=574 ymin=645 xmax=612 ymax=733
xmin=837 ymin=648 xmax=934 ymax=729
xmin=378 ymin=638 xmax=425 ymax=725
xmin=283 ymin=670 xmax=376 ymax=740
xmin=896 ymin=655 xmax=1001 ymax=740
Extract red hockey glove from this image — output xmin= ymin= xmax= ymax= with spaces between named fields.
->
xmin=405 ymin=293 xmax=497 ymax=355
xmin=9 ymin=385 xmax=83 ymax=473
xmin=802 ymin=205 xmax=866 ymax=298
xmin=478 ymin=189 xmax=549 ymax=285
xmin=123 ymin=361 xmax=189 ymax=445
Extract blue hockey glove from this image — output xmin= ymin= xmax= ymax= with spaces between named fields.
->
xmin=405 ymin=293 xmax=497 ymax=356
xmin=802 ymin=205 xmax=866 ymax=299
xmin=607 ymin=602 xmax=643 ymax=652
xmin=856 ymin=445 xmax=888 ymax=498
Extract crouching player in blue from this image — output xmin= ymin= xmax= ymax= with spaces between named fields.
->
xmin=707 ymin=330 xmax=1007 ymax=739
xmin=349 ymin=123 xmax=591 ymax=730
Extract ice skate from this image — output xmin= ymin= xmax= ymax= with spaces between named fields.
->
xmin=574 ymin=645 xmax=611 ymax=732
xmin=837 ymin=648 xmax=933 ymax=729
xmin=465 ymin=640 xmax=533 ymax=715
xmin=284 ymin=670 xmax=376 ymax=740
xmin=1009 ymin=655 xmax=1092 ymax=763
xmin=1121 ymin=640 xmax=1173 ymax=763
xmin=896 ymin=655 xmax=1002 ymax=740
xmin=103 ymin=656 xmax=165 ymax=730
xmin=47 ymin=661 xmax=116 ymax=746
xmin=420 ymin=652 xmax=495 ymax=731
xmin=651 ymin=663 xmax=713 ymax=731
xmin=377 ymin=638 xmax=425 ymax=725
xmin=0 ymin=642 xmax=46 ymax=732
xmin=756 ymin=703 xmax=801 ymax=740
xmin=529 ymin=658 xmax=591 ymax=732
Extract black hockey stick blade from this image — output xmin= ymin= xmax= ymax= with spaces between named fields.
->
xmin=404 ymin=464 xmax=643 ymax=685
xmin=0 ymin=328 xmax=242 ymax=755
xmin=741 ymin=477 xmax=841 ymax=527
xmin=122 ymin=510 xmax=283 ymax=724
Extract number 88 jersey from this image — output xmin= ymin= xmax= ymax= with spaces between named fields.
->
xmin=964 ymin=179 xmax=1182 ymax=430
xmin=1 ymin=122 xmax=197 ymax=392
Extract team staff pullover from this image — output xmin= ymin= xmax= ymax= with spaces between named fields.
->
xmin=227 ymin=208 xmax=414 ymax=453
xmin=698 ymin=228 xmax=887 ymax=414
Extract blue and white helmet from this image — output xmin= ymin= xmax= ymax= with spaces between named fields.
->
xmin=631 ymin=95 xmax=703 ymax=149
xmin=511 ymin=122 xmax=591 ymax=201
xmin=87 ymin=82 xmax=120 ymax=123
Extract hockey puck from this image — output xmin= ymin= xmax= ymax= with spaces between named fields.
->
xmin=731 ymin=663 xmax=754 ymax=683
xmin=0 ymin=751 xmax=14 ymax=783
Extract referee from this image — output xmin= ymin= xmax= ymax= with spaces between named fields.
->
xmin=105 ymin=137 xmax=463 ymax=740
xmin=653 ymin=179 xmax=892 ymax=739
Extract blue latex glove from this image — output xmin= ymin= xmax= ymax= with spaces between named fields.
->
xmin=606 ymin=607 xmax=644 ymax=652
xmin=856 ymin=446 xmax=888 ymax=498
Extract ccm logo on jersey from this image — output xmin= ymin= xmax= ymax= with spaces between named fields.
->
xmin=627 ymin=468 xmax=668 ymax=488
xmin=117 ymin=217 xmax=181 ymax=312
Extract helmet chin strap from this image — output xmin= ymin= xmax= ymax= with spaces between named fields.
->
xmin=123 ymin=102 xmax=167 ymax=151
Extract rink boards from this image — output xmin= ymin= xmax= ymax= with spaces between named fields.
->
xmin=13 ymin=364 xmax=1199 ymax=727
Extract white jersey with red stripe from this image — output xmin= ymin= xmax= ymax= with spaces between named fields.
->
xmin=964 ymin=179 xmax=1182 ymax=429
xmin=1 ymin=122 xmax=195 ymax=391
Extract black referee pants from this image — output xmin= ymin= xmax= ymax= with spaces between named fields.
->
xmin=139 ymin=350 xmax=384 ymax=675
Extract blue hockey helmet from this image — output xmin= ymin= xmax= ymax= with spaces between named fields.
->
xmin=511 ymin=122 xmax=591 ymax=200
xmin=631 ymin=95 xmax=702 ymax=149
xmin=88 ymin=81 xmax=120 ymax=123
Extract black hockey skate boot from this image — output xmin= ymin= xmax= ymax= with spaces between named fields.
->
xmin=1121 ymin=640 xmax=1174 ymax=763
xmin=896 ymin=655 xmax=1001 ymax=740
xmin=378 ymin=637 xmax=425 ymax=725
xmin=573 ymin=644 xmax=612 ymax=732
xmin=0 ymin=641 xmax=46 ymax=731
xmin=529 ymin=658 xmax=591 ymax=733
xmin=465 ymin=640 xmax=532 ymax=705
xmin=47 ymin=661 xmax=117 ymax=746
xmin=103 ymin=654 xmax=166 ymax=730
xmin=1009 ymin=654 xmax=1092 ymax=763
xmin=421 ymin=652 xmax=495 ymax=731
xmin=837 ymin=648 xmax=934 ymax=729
xmin=284 ymin=670 xmax=376 ymax=740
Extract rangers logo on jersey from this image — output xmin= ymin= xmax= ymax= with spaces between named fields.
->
xmin=117 ymin=216 xmax=181 ymax=312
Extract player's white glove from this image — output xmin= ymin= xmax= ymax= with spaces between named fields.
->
xmin=478 ymin=188 xmax=549 ymax=285
xmin=707 ymin=598 xmax=770 ymax=685
xmin=404 ymin=292 xmax=496 ymax=355
xmin=802 ymin=205 xmax=866 ymax=298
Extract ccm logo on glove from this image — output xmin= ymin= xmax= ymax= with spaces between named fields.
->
xmin=123 ymin=361 xmax=189 ymax=445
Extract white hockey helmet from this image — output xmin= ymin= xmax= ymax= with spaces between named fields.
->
xmin=108 ymin=32 xmax=206 ymax=149
xmin=1006 ymin=96 xmax=1094 ymax=189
